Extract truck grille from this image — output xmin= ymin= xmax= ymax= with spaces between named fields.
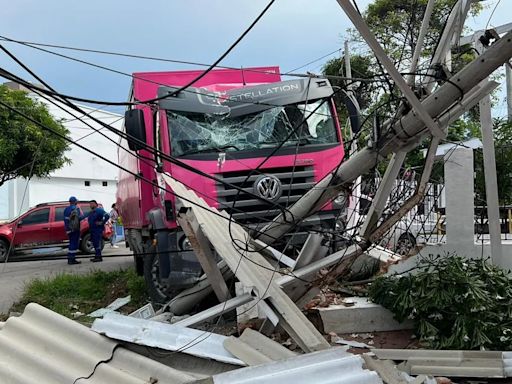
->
xmin=216 ymin=166 xmax=315 ymax=225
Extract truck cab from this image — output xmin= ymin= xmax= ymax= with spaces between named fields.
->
xmin=117 ymin=67 xmax=346 ymax=302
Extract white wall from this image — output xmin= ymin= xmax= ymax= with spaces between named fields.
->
xmin=29 ymin=177 xmax=118 ymax=207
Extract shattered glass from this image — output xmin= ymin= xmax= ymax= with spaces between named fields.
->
xmin=168 ymin=99 xmax=338 ymax=156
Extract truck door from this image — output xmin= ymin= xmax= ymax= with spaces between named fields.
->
xmin=14 ymin=208 xmax=51 ymax=247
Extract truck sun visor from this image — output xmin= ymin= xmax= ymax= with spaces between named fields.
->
xmin=157 ymin=78 xmax=334 ymax=118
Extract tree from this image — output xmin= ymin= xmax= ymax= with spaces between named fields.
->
xmin=362 ymin=0 xmax=482 ymax=70
xmin=0 ymin=85 xmax=70 ymax=187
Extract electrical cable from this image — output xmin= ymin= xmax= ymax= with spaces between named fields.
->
xmin=485 ymin=0 xmax=503 ymax=31
xmin=283 ymin=48 xmax=342 ymax=74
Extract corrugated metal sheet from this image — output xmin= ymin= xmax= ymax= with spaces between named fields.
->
xmin=0 ymin=303 xmax=195 ymax=384
xmin=92 ymin=312 xmax=245 ymax=366
xmin=198 ymin=348 xmax=383 ymax=384
xmin=374 ymin=349 xmax=509 ymax=378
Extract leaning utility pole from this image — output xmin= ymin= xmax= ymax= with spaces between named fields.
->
xmin=507 ymin=63 xmax=512 ymax=121
xmin=257 ymin=31 xmax=512 ymax=248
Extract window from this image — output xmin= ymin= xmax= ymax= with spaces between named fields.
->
xmin=55 ymin=207 xmax=66 ymax=221
xmin=21 ymin=208 xmax=50 ymax=225
xmin=84 ymin=181 xmax=90 ymax=187
xmin=102 ymin=181 xmax=108 ymax=187
xmin=80 ymin=205 xmax=92 ymax=217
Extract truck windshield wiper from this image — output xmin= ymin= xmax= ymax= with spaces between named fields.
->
xmin=181 ymin=145 xmax=240 ymax=156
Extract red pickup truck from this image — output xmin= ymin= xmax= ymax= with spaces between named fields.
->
xmin=0 ymin=201 xmax=110 ymax=261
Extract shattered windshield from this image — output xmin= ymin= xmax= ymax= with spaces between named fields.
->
xmin=168 ymin=99 xmax=338 ymax=157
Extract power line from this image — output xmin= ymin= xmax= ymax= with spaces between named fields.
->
xmin=283 ymin=48 xmax=342 ymax=74
xmin=0 ymin=35 xmax=349 ymax=82
xmin=137 ymin=0 xmax=276 ymax=105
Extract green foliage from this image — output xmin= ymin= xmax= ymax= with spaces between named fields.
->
xmin=369 ymin=255 xmax=512 ymax=350
xmin=474 ymin=118 xmax=512 ymax=205
xmin=0 ymin=85 xmax=70 ymax=186
xmin=10 ymin=268 xmax=148 ymax=319
xmin=362 ymin=0 xmax=482 ymax=69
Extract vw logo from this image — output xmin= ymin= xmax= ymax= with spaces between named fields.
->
xmin=254 ymin=175 xmax=282 ymax=201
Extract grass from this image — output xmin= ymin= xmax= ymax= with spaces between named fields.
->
xmin=6 ymin=268 xmax=148 ymax=322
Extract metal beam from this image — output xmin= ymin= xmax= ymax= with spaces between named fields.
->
xmin=336 ymin=0 xmax=445 ymax=138
xmin=292 ymin=233 xmax=328 ymax=271
xmin=257 ymin=32 xmax=512 ymax=245
xmin=507 ymin=63 xmax=512 ymax=121
xmin=360 ymin=151 xmax=407 ymax=238
xmin=177 ymin=209 xmax=231 ymax=302
xmin=173 ymin=293 xmax=254 ymax=328
xmin=408 ymin=0 xmax=436 ymax=85
xmin=458 ymin=21 xmax=512 ymax=46
xmin=479 ymin=91 xmax=503 ymax=264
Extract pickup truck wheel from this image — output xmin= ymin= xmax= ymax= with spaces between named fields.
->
xmin=0 ymin=239 xmax=10 ymax=262
xmin=80 ymin=233 xmax=105 ymax=254
xmin=143 ymin=247 xmax=171 ymax=304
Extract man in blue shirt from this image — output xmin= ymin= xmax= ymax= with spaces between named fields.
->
xmin=88 ymin=200 xmax=110 ymax=262
xmin=63 ymin=196 xmax=83 ymax=265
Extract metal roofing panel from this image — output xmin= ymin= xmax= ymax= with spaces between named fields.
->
xmin=202 ymin=349 xmax=383 ymax=384
xmin=0 ymin=303 xmax=195 ymax=384
xmin=92 ymin=312 xmax=245 ymax=366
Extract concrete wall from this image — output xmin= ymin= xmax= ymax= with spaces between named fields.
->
xmin=388 ymin=147 xmax=512 ymax=274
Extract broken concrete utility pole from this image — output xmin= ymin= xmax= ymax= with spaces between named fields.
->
xmin=256 ymin=30 xmax=512 ymax=246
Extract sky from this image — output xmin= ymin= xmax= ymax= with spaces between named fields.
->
xmin=1 ymin=0 xmax=511 ymax=115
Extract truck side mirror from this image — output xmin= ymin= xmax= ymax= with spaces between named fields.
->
xmin=124 ymin=109 xmax=147 ymax=151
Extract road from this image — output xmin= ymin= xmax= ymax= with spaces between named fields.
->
xmin=0 ymin=245 xmax=134 ymax=315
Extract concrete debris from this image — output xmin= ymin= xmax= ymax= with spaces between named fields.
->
xmin=315 ymin=297 xmax=414 ymax=334
xmin=129 ymin=303 xmax=156 ymax=319
xmin=165 ymin=175 xmax=331 ymax=353
xmin=373 ymin=349 xmax=511 ymax=378
xmin=88 ymin=295 xmax=131 ymax=318
xmin=71 ymin=311 xmax=84 ymax=319
xmin=92 ymin=312 xmax=245 ymax=365
xmin=334 ymin=337 xmax=373 ymax=349
xmin=224 ymin=328 xmax=299 ymax=366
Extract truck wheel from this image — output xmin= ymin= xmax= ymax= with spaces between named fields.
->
xmin=143 ymin=245 xmax=170 ymax=304
xmin=395 ymin=233 xmax=416 ymax=256
xmin=134 ymin=254 xmax=144 ymax=276
xmin=0 ymin=239 xmax=11 ymax=262
xmin=80 ymin=233 xmax=105 ymax=254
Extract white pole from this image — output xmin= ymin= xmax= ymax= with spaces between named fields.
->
xmin=479 ymin=91 xmax=503 ymax=264
xmin=506 ymin=63 xmax=512 ymax=121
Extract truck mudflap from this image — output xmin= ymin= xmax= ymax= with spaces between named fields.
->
xmin=148 ymin=208 xmax=203 ymax=288
xmin=155 ymin=230 xmax=202 ymax=287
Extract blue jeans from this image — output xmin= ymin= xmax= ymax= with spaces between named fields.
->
xmin=68 ymin=231 xmax=80 ymax=261
xmin=91 ymin=230 xmax=103 ymax=258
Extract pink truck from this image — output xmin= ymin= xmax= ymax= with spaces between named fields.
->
xmin=117 ymin=66 xmax=346 ymax=302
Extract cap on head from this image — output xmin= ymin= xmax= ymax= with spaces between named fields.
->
xmin=69 ymin=196 xmax=78 ymax=203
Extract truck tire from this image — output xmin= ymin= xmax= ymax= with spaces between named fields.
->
xmin=143 ymin=243 xmax=171 ymax=304
xmin=80 ymin=233 xmax=105 ymax=254
xmin=0 ymin=239 xmax=11 ymax=262
xmin=134 ymin=254 xmax=144 ymax=276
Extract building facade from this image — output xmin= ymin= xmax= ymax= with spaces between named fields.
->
xmin=0 ymin=86 xmax=122 ymax=220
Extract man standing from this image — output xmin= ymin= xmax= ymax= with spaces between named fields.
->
xmin=63 ymin=196 xmax=83 ymax=265
xmin=109 ymin=203 xmax=119 ymax=248
xmin=88 ymin=200 xmax=110 ymax=262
